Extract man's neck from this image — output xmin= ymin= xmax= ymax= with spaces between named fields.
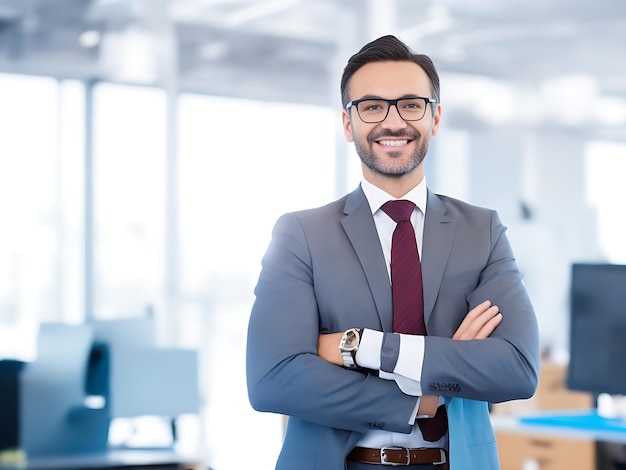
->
xmin=363 ymin=168 xmax=425 ymax=199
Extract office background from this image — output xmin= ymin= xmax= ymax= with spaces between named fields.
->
xmin=0 ymin=0 xmax=625 ymax=469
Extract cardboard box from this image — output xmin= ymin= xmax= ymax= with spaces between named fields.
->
xmin=491 ymin=361 xmax=593 ymax=416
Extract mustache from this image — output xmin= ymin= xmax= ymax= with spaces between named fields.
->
xmin=368 ymin=130 xmax=420 ymax=142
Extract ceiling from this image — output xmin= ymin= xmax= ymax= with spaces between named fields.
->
xmin=0 ymin=0 xmax=625 ymax=138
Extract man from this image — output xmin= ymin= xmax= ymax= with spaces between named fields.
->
xmin=247 ymin=35 xmax=540 ymax=470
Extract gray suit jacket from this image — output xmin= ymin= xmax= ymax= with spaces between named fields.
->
xmin=247 ymin=185 xmax=540 ymax=470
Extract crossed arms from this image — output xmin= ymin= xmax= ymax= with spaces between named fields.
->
xmin=318 ymin=300 xmax=503 ymax=416
xmin=247 ymin=203 xmax=540 ymax=434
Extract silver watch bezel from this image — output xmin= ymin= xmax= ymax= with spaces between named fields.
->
xmin=338 ymin=328 xmax=361 ymax=368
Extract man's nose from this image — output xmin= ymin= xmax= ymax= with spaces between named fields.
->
xmin=381 ymin=104 xmax=407 ymax=129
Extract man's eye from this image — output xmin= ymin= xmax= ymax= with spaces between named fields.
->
xmin=403 ymin=102 xmax=423 ymax=110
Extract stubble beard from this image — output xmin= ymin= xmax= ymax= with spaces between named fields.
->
xmin=354 ymin=130 xmax=430 ymax=177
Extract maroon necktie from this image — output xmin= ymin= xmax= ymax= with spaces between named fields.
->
xmin=381 ymin=200 xmax=448 ymax=442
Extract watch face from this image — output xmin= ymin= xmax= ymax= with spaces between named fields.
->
xmin=341 ymin=329 xmax=359 ymax=350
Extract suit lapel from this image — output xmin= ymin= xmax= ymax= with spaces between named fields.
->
xmin=340 ymin=186 xmax=393 ymax=331
xmin=339 ymin=187 xmax=456 ymax=331
xmin=422 ymin=190 xmax=456 ymax=324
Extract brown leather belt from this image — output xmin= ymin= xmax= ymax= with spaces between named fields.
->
xmin=348 ymin=446 xmax=447 ymax=466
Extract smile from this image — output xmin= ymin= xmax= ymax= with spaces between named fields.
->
xmin=377 ymin=139 xmax=410 ymax=147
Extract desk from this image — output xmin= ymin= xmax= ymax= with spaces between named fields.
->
xmin=492 ymin=409 xmax=626 ymax=444
xmin=0 ymin=449 xmax=205 ymax=470
xmin=491 ymin=410 xmax=626 ymax=470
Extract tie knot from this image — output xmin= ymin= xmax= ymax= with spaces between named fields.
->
xmin=381 ymin=199 xmax=416 ymax=223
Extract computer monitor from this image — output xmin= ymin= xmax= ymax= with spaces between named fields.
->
xmin=566 ymin=263 xmax=626 ymax=396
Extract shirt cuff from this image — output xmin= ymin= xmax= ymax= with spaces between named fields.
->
xmin=355 ymin=328 xmax=383 ymax=370
xmin=356 ymin=330 xmax=427 ymax=396
xmin=393 ymin=333 xmax=425 ymax=395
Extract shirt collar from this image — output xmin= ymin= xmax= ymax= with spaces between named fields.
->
xmin=361 ymin=178 xmax=427 ymax=216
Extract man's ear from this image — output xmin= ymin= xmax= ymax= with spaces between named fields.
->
xmin=431 ymin=103 xmax=442 ymax=137
xmin=342 ymin=110 xmax=354 ymax=142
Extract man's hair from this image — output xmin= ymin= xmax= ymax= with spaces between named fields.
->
xmin=340 ymin=35 xmax=440 ymax=108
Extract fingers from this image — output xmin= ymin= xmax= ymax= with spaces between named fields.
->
xmin=452 ymin=300 xmax=491 ymax=339
xmin=418 ymin=394 xmax=440 ymax=417
xmin=473 ymin=309 xmax=503 ymax=339
xmin=453 ymin=300 xmax=502 ymax=340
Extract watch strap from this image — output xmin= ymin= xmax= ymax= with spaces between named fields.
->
xmin=341 ymin=349 xmax=358 ymax=368
xmin=340 ymin=328 xmax=362 ymax=369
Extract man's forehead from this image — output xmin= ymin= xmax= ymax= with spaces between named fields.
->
xmin=349 ymin=61 xmax=430 ymax=96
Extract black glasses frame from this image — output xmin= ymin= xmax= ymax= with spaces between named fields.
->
xmin=345 ymin=96 xmax=438 ymax=123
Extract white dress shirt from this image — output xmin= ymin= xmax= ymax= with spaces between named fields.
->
xmin=354 ymin=178 xmax=448 ymax=450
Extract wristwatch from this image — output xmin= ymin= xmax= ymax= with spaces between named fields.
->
xmin=338 ymin=328 xmax=362 ymax=369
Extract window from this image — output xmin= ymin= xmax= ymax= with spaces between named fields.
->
xmin=0 ymin=75 xmax=84 ymax=360
xmin=177 ymin=94 xmax=336 ymax=469
xmin=92 ymin=83 xmax=166 ymax=320
xmin=585 ymin=140 xmax=626 ymax=262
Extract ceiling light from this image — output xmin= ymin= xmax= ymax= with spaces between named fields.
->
xmin=223 ymin=0 xmax=299 ymax=27
xmin=100 ymin=27 xmax=157 ymax=83
xmin=79 ymin=30 xmax=101 ymax=48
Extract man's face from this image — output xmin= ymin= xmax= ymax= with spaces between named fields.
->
xmin=342 ymin=61 xmax=441 ymax=180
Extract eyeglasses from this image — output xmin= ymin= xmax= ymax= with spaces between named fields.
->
xmin=345 ymin=96 xmax=437 ymax=123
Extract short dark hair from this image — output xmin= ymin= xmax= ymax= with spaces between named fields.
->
xmin=340 ymin=35 xmax=440 ymax=108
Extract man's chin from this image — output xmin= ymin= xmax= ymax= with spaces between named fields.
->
xmin=367 ymin=162 xmax=418 ymax=177
xmin=357 ymin=145 xmax=425 ymax=177
xmin=375 ymin=156 xmax=423 ymax=176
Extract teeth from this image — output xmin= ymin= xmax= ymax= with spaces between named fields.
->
xmin=379 ymin=140 xmax=408 ymax=147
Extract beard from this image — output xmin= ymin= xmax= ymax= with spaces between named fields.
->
xmin=354 ymin=129 xmax=430 ymax=177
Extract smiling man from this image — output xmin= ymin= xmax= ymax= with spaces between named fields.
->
xmin=344 ymin=60 xmax=439 ymax=195
xmin=247 ymin=35 xmax=540 ymax=470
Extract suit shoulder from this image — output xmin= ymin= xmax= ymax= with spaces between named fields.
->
xmin=277 ymin=194 xmax=349 ymax=227
xmin=434 ymin=193 xmax=497 ymax=217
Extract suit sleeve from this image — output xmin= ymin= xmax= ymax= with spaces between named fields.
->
xmin=420 ymin=210 xmax=541 ymax=403
xmin=246 ymin=212 xmax=417 ymax=434
xmin=353 ymin=208 xmax=540 ymax=404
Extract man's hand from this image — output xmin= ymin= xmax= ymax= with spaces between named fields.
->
xmin=453 ymin=300 xmax=502 ymax=340
xmin=317 ymin=332 xmax=344 ymax=366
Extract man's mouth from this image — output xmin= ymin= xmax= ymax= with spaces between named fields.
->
xmin=377 ymin=139 xmax=409 ymax=147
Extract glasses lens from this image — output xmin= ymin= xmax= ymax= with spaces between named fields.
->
xmin=356 ymin=100 xmax=389 ymax=123
xmin=397 ymin=98 xmax=427 ymax=121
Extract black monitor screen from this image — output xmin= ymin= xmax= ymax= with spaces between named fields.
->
xmin=567 ymin=263 xmax=626 ymax=395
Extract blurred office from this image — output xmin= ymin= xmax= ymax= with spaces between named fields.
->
xmin=0 ymin=0 xmax=626 ymax=469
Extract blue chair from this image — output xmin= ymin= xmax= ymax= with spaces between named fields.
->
xmin=19 ymin=324 xmax=110 ymax=455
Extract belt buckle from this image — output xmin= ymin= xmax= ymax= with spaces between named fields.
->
xmin=434 ymin=448 xmax=447 ymax=465
xmin=380 ymin=446 xmax=409 ymax=466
